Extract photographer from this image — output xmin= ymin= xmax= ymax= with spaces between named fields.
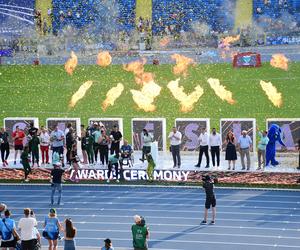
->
xmin=131 ymin=215 xmax=149 ymax=250
xmin=201 ymin=175 xmax=216 ymax=225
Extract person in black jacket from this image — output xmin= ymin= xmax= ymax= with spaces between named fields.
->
xmin=0 ymin=128 xmax=10 ymax=167
xmin=201 ymin=175 xmax=217 ymax=225
xmin=66 ymin=128 xmax=75 ymax=166
xmin=110 ymin=125 xmax=122 ymax=155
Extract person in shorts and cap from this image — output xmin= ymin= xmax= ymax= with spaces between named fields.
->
xmin=101 ymin=238 xmax=114 ymax=250
xmin=201 ymin=175 xmax=217 ymax=225
xmin=50 ymin=162 xmax=65 ymax=205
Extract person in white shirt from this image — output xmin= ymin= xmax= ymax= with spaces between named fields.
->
xmin=195 ymin=128 xmax=210 ymax=168
xmin=18 ymin=208 xmax=38 ymax=250
xmin=237 ymin=130 xmax=252 ymax=170
xmin=40 ymin=127 xmax=51 ymax=165
xmin=139 ymin=129 xmax=153 ymax=163
xmin=209 ymin=128 xmax=222 ymax=168
xmin=168 ymin=127 xmax=182 ymax=168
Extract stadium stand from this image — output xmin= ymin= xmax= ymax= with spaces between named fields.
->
xmin=52 ymin=0 xmax=136 ymax=34
xmin=0 ymin=0 xmax=34 ymax=34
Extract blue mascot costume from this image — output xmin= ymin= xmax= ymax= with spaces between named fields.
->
xmin=266 ymin=124 xmax=285 ymax=166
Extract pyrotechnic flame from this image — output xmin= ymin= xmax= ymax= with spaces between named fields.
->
xmin=221 ymin=35 xmax=240 ymax=47
xmin=97 ymin=51 xmax=112 ymax=67
xmin=65 ymin=51 xmax=78 ymax=75
xmin=130 ymin=81 xmax=161 ymax=112
xmin=259 ymin=80 xmax=283 ymax=107
xmin=123 ymin=58 xmax=153 ymax=84
xmin=167 ymin=78 xmax=204 ymax=112
xmin=171 ymin=54 xmax=195 ymax=77
xmin=69 ymin=81 xmax=93 ymax=108
xmin=207 ymin=78 xmax=236 ymax=104
xmin=102 ymin=83 xmax=124 ymax=111
xmin=270 ymin=54 xmax=289 ymax=71
xmin=159 ymin=37 xmax=170 ymax=47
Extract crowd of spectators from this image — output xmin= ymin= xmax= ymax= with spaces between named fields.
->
xmin=0 ymin=204 xmax=149 ymax=250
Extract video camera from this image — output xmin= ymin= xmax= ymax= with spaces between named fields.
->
xmin=202 ymin=175 xmax=218 ymax=184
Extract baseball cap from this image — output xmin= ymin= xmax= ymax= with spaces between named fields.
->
xmin=50 ymin=208 xmax=56 ymax=214
xmin=53 ymin=162 xmax=62 ymax=167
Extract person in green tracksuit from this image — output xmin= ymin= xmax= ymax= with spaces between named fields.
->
xmin=21 ymin=146 xmax=31 ymax=182
xmin=146 ymin=153 xmax=155 ymax=182
xmin=31 ymin=132 xmax=40 ymax=167
xmin=131 ymin=215 xmax=149 ymax=250
xmin=86 ymin=131 xmax=94 ymax=165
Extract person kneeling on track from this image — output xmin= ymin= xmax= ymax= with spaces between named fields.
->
xmin=201 ymin=175 xmax=217 ymax=225
xmin=107 ymin=154 xmax=120 ymax=183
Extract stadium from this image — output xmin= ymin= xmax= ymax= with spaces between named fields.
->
xmin=0 ymin=0 xmax=300 ymax=249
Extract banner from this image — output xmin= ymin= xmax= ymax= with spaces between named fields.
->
xmin=46 ymin=118 xmax=81 ymax=137
xmin=220 ymin=119 xmax=256 ymax=152
xmin=3 ymin=117 xmax=39 ymax=147
xmin=267 ymin=119 xmax=300 ymax=152
xmin=233 ymin=52 xmax=261 ymax=68
xmin=175 ymin=118 xmax=210 ymax=151
xmin=73 ymin=169 xmax=191 ymax=181
xmin=132 ymin=118 xmax=166 ymax=151
xmin=88 ymin=118 xmax=123 ymax=138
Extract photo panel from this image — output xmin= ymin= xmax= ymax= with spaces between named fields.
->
xmin=175 ymin=119 xmax=210 ymax=151
xmin=220 ymin=119 xmax=256 ymax=152
xmin=132 ymin=118 xmax=166 ymax=151
xmin=88 ymin=118 xmax=123 ymax=138
xmin=3 ymin=117 xmax=39 ymax=147
xmin=266 ymin=119 xmax=300 ymax=152
xmin=46 ymin=118 xmax=81 ymax=137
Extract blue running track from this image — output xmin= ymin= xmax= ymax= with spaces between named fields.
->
xmin=1 ymin=184 xmax=300 ymax=250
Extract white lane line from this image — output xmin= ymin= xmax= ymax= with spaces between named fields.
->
xmin=3 ymin=194 xmax=298 ymax=204
xmin=35 ymin=228 xmax=300 ymax=240
xmin=0 ymin=183 xmax=299 ymax=192
xmin=2 ymin=188 xmax=299 ymax=198
xmin=8 ymin=205 xmax=300 ymax=212
xmin=13 ymin=213 xmax=300 ymax=224
xmin=57 ymin=237 xmax=300 ymax=248
xmin=6 ymin=200 xmax=300 ymax=212
xmin=35 ymin=221 xmax=300 ymax=232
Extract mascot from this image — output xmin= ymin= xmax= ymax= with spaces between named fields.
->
xmin=266 ymin=124 xmax=285 ymax=166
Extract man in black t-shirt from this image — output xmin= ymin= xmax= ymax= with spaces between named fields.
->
xmin=28 ymin=122 xmax=39 ymax=153
xmin=201 ymin=175 xmax=216 ymax=225
xmin=50 ymin=162 xmax=65 ymax=205
xmin=110 ymin=125 xmax=122 ymax=155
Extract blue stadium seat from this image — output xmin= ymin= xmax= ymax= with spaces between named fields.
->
xmin=0 ymin=0 xmax=34 ymax=34
xmin=52 ymin=0 xmax=136 ymax=34
xmin=151 ymin=0 xmax=233 ymax=35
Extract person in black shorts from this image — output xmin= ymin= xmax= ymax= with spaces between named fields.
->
xmin=201 ymin=175 xmax=216 ymax=225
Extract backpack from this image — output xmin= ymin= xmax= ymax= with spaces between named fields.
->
xmin=1 ymin=218 xmax=14 ymax=241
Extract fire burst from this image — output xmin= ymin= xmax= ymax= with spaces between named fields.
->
xmin=69 ymin=81 xmax=93 ymax=108
xmin=65 ymin=51 xmax=78 ymax=75
xmin=97 ymin=51 xmax=112 ymax=67
xmin=221 ymin=35 xmax=240 ymax=48
xmin=207 ymin=78 xmax=236 ymax=104
xmin=167 ymin=78 xmax=204 ymax=112
xmin=130 ymin=81 xmax=162 ymax=112
xmin=102 ymin=83 xmax=124 ymax=111
xmin=260 ymin=80 xmax=283 ymax=107
xmin=159 ymin=37 xmax=170 ymax=47
xmin=123 ymin=58 xmax=154 ymax=85
xmin=171 ymin=54 xmax=195 ymax=77
xmin=270 ymin=54 xmax=289 ymax=71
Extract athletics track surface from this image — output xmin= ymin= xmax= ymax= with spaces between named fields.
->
xmin=1 ymin=184 xmax=300 ymax=250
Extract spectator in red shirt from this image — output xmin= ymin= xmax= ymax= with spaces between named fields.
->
xmin=12 ymin=126 xmax=25 ymax=165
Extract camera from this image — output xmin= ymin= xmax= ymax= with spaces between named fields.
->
xmin=140 ymin=216 xmax=146 ymax=226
